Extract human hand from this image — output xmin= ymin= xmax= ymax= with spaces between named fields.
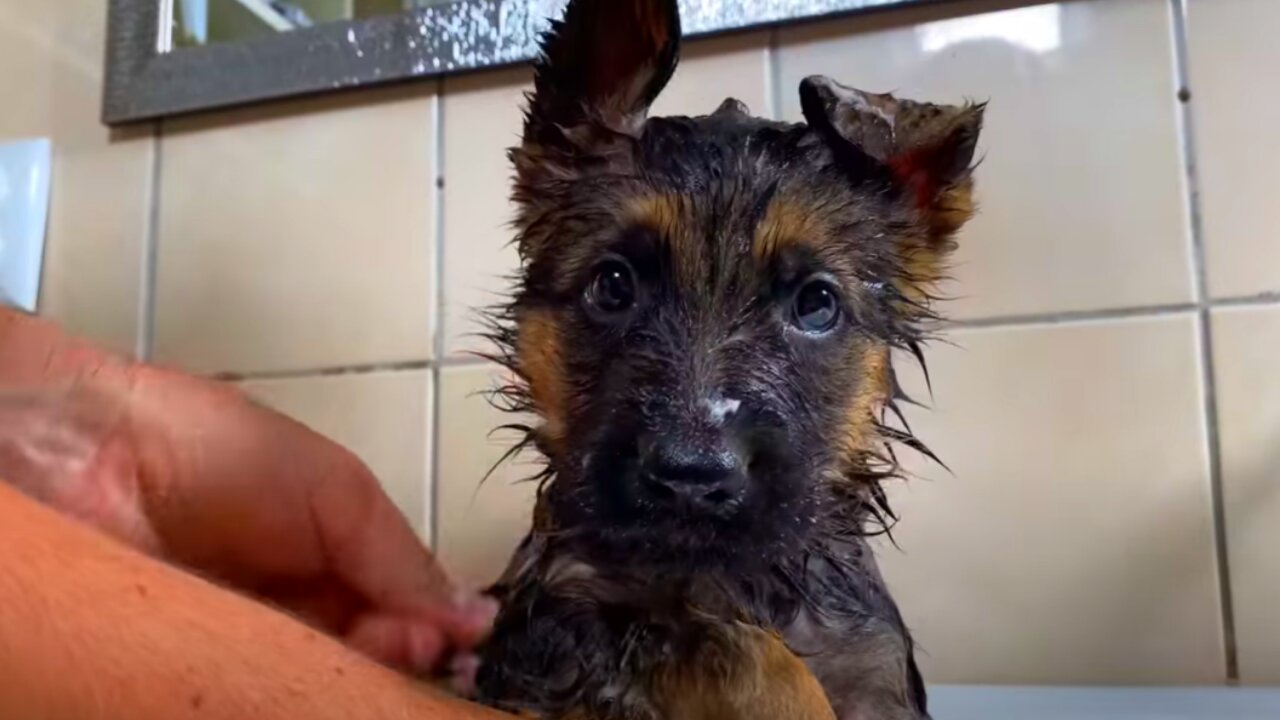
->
xmin=0 ymin=310 xmax=494 ymax=680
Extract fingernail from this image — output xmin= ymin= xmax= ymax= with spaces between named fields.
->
xmin=464 ymin=595 xmax=499 ymax=628
xmin=451 ymin=589 xmax=499 ymax=626
xmin=406 ymin=624 xmax=445 ymax=673
xmin=449 ymin=653 xmax=482 ymax=697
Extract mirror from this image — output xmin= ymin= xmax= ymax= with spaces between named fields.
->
xmin=104 ymin=0 xmax=916 ymax=125
xmin=167 ymin=1 xmax=454 ymax=49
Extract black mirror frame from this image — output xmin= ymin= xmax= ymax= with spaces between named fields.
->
xmin=103 ymin=0 xmax=935 ymax=125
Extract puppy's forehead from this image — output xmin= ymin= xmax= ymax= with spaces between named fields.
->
xmin=630 ymin=115 xmax=892 ymax=271
xmin=637 ymin=109 xmax=797 ymax=183
xmin=528 ymin=107 xmax=896 ymax=299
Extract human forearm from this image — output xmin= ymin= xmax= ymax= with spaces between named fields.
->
xmin=0 ymin=485 xmax=507 ymax=720
xmin=1 ymin=306 xmax=494 ymax=673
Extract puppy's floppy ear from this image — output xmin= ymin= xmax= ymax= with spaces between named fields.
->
xmin=799 ymin=75 xmax=984 ymax=239
xmin=525 ymin=0 xmax=681 ymax=148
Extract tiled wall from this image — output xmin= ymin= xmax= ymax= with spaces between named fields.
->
xmin=7 ymin=0 xmax=1280 ymax=687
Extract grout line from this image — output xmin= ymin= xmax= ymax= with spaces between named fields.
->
xmin=437 ymin=354 xmax=493 ymax=369
xmin=766 ymin=27 xmax=783 ymax=121
xmin=212 ymin=359 xmax=432 ymax=383
xmin=1211 ymin=291 xmax=1280 ymax=309
xmin=1170 ymin=0 xmax=1238 ymax=683
xmin=428 ymin=79 xmax=447 ymax=550
xmin=950 ymin=294 xmax=1280 ymax=332
xmin=948 ymin=303 xmax=1198 ymax=330
xmin=135 ymin=120 xmax=163 ymax=362
xmin=1193 ymin=305 xmax=1238 ymax=684
xmin=208 ymin=293 xmax=1280 ymax=383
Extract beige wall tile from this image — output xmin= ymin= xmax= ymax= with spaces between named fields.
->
xmin=1188 ymin=0 xmax=1280 ymax=299
xmin=154 ymin=86 xmax=435 ymax=374
xmin=0 ymin=2 xmax=59 ymax=140
xmin=440 ymin=35 xmax=771 ymax=358
xmin=41 ymin=131 xmax=153 ymax=358
xmin=241 ymin=369 xmax=431 ymax=538
xmin=778 ymin=0 xmax=1192 ymax=320
xmin=650 ymin=32 xmax=772 ymax=120
xmin=0 ymin=0 xmax=152 ymax=355
xmin=881 ymin=315 xmax=1223 ymax=684
xmin=1211 ymin=305 xmax=1280 ymax=684
xmin=440 ymin=68 xmax=531 ymax=360
xmin=435 ymin=364 xmax=539 ymax=589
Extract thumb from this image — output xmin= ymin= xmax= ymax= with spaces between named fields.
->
xmin=409 ymin=589 xmax=499 ymax=649
xmin=309 ymin=454 xmax=499 ymax=649
xmin=345 ymin=613 xmax=447 ymax=674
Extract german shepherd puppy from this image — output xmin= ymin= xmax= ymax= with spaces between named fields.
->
xmin=474 ymin=0 xmax=983 ymax=717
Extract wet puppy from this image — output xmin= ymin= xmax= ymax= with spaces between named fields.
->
xmin=474 ymin=1 xmax=983 ymax=717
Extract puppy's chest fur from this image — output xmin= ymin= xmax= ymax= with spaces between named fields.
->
xmin=475 ymin=537 xmax=927 ymax=720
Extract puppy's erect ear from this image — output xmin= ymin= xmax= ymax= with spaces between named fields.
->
xmin=799 ymin=75 xmax=984 ymax=239
xmin=525 ymin=0 xmax=681 ymax=148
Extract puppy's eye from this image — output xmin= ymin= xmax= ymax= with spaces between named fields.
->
xmin=585 ymin=259 xmax=637 ymax=317
xmin=791 ymin=279 xmax=841 ymax=334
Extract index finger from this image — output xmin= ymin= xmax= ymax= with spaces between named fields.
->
xmin=305 ymin=453 xmax=498 ymax=647
xmin=0 ymin=310 xmax=135 ymax=391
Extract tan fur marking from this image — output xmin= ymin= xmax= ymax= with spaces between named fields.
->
xmin=840 ymin=346 xmax=891 ymax=462
xmin=930 ymin=178 xmax=976 ymax=238
xmin=891 ymin=178 xmax=974 ymax=306
xmin=893 ymin=240 xmax=947 ymax=306
xmin=652 ymin=624 xmax=836 ymax=720
xmin=752 ymin=198 xmax=827 ymax=261
xmin=531 ymin=493 xmax=558 ymax=534
xmin=624 ymin=194 xmax=684 ymax=237
xmin=624 ymin=194 xmax=707 ymax=287
xmin=517 ymin=308 xmax=569 ymax=454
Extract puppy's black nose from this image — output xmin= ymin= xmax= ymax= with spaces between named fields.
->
xmin=640 ymin=438 xmax=746 ymax=514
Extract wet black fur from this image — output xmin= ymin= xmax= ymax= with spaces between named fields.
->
xmin=471 ymin=1 xmax=981 ymax=717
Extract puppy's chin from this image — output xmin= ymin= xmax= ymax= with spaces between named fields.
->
xmin=551 ymin=475 xmax=816 ymax=578
xmin=582 ymin=512 xmax=748 ymax=569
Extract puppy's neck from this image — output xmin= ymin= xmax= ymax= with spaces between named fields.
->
xmin=514 ymin=530 xmax=864 ymax=631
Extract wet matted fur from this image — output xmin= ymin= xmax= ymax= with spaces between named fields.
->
xmin=471 ymin=1 xmax=984 ymax=718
